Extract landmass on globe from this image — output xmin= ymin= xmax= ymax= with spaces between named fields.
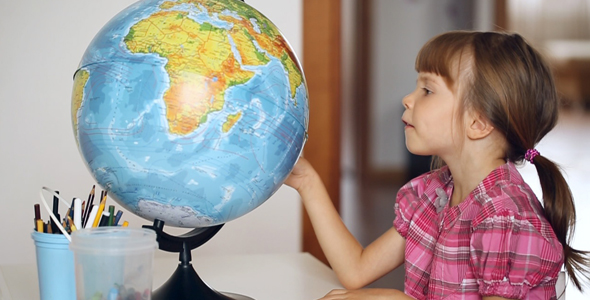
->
xmin=71 ymin=0 xmax=309 ymax=227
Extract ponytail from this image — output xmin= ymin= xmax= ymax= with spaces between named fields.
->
xmin=533 ymin=154 xmax=590 ymax=290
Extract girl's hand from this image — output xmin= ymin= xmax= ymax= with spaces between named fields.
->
xmin=318 ymin=288 xmax=413 ymax=300
xmin=284 ymin=156 xmax=316 ymax=192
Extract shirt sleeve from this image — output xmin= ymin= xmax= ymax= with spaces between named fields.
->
xmin=470 ymin=209 xmax=563 ymax=299
xmin=393 ymin=175 xmax=426 ymax=238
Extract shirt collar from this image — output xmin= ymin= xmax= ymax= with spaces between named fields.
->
xmin=439 ymin=161 xmax=522 ymax=210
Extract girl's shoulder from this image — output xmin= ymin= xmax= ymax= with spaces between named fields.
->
xmin=470 ymin=163 xmax=558 ymax=244
xmin=472 ymin=162 xmax=543 ymax=220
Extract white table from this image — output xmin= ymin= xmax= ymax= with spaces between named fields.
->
xmin=0 ymin=252 xmax=342 ymax=300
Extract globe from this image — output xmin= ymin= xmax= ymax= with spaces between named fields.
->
xmin=71 ymin=0 xmax=308 ymax=228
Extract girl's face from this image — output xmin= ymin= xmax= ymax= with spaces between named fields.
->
xmin=401 ymin=72 xmax=464 ymax=158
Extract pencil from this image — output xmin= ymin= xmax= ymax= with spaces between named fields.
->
xmin=69 ymin=198 xmax=76 ymax=219
xmin=107 ymin=206 xmax=115 ymax=226
xmin=82 ymin=185 xmax=95 ymax=227
xmin=34 ymin=204 xmax=41 ymax=229
xmin=36 ymin=219 xmax=44 ymax=233
xmin=80 ymin=201 xmax=85 ymax=220
xmin=92 ymin=197 xmax=106 ymax=228
xmin=122 ymin=221 xmax=129 ymax=227
xmin=68 ymin=216 xmax=77 ymax=232
xmin=113 ymin=210 xmax=123 ymax=226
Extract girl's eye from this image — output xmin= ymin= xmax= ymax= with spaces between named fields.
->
xmin=423 ymin=88 xmax=432 ymax=95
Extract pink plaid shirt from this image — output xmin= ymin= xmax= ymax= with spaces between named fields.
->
xmin=394 ymin=162 xmax=563 ymax=300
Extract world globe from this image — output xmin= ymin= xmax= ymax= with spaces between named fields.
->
xmin=71 ymin=0 xmax=308 ymax=228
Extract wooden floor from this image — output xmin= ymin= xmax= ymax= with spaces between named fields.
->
xmin=341 ymin=109 xmax=590 ymax=299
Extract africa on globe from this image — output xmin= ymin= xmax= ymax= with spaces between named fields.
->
xmin=71 ymin=0 xmax=308 ymax=228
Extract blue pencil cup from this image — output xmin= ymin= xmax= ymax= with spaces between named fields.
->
xmin=31 ymin=231 xmax=76 ymax=300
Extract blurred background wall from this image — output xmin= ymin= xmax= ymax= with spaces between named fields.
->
xmin=508 ymin=0 xmax=590 ymax=110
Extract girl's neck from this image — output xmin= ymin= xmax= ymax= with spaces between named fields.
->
xmin=446 ymin=156 xmax=506 ymax=207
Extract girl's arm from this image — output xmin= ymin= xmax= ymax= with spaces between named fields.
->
xmin=319 ymin=288 xmax=416 ymax=300
xmin=285 ymin=157 xmax=406 ymax=289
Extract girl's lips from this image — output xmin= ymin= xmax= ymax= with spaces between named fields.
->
xmin=403 ymin=120 xmax=413 ymax=128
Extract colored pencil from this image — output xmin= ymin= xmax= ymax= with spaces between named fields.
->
xmin=82 ymin=185 xmax=95 ymax=227
xmin=36 ymin=219 xmax=44 ymax=232
xmin=92 ymin=196 xmax=107 ymax=228
xmin=34 ymin=204 xmax=41 ymax=229
xmin=108 ymin=206 xmax=115 ymax=226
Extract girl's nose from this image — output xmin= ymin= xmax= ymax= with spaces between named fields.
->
xmin=402 ymin=93 xmax=412 ymax=109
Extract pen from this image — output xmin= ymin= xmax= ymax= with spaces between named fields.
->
xmin=52 ymin=191 xmax=59 ymax=213
xmin=73 ymin=198 xmax=82 ymax=229
xmin=51 ymin=191 xmax=60 ymax=234
xmin=85 ymin=205 xmax=99 ymax=229
xmin=99 ymin=211 xmax=110 ymax=227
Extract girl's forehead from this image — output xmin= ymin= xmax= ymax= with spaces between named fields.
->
xmin=417 ymin=72 xmax=442 ymax=81
xmin=417 ymin=72 xmax=449 ymax=87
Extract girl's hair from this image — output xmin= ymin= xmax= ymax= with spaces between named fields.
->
xmin=416 ymin=31 xmax=590 ymax=290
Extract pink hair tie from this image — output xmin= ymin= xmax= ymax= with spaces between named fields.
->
xmin=525 ymin=149 xmax=540 ymax=163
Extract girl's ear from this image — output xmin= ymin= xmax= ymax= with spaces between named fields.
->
xmin=465 ymin=111 xmax=495 ymax=140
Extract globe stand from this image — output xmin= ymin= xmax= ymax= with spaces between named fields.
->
xmin=143 ymin=219 xmax=254 ymax=300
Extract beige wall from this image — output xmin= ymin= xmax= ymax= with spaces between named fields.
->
xmin=0 ymin=0 xmax=303 ymax=265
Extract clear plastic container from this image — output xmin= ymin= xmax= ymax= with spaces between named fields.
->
xmin=69 ymin=227 xmax=157 ymax=300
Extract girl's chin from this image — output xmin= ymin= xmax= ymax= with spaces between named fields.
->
xmin=405 ymin=144 xmax=429 ymax=157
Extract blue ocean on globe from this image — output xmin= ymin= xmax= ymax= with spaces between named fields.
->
xmin=71 ymin=0 xmax=308 ymax=227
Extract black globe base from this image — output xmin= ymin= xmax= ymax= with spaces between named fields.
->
xmin=143 ymin=219 xmax=254 ymax=300
xmin=151 ymin=262 xmax=253 ymax=300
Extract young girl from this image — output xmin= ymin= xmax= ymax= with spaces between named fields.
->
xmin=285 ymin=31 xmax=590 ymax=299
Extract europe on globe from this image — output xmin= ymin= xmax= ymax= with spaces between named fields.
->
xmin=71 ymin=0 xmax=308 ymax=228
